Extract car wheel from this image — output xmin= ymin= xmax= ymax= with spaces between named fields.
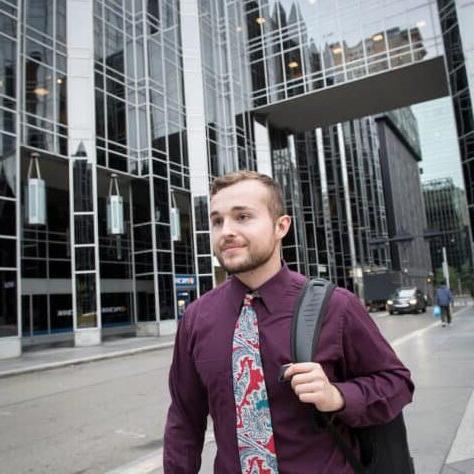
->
xmin=389 ymin=311 xmax=394 ymax=315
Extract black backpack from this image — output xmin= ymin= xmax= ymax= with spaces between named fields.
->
xmin=291 ymin=278 xmax=415 ymax=474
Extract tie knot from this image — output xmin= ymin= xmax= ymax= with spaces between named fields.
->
xmin=243 ymin=291 xmax=259 ymax=307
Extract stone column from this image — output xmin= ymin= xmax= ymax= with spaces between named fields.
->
xmin=67 ymin=0 xmax=102 ymax=346
xmin=180 ymin=1 xmax=215 ymax=297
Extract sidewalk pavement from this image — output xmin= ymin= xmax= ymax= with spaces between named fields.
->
xmin=0 ymin=334 xmax=175 ymax=379
xmin=2 ymin=298 xmax=471 ymax=380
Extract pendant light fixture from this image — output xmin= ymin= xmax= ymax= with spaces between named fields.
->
xmin=107 ymin=173 xmax=124 ymax=235
xmin=170 ymin=189 xmax=181 ymax=242
xmin=26 ymin=151 xmax=46 ymax=225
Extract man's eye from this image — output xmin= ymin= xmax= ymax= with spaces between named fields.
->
xmin=211 ymin=219 xmax=222 ymax=227
xmin=237 ymin=214 xmax=249 ymax=221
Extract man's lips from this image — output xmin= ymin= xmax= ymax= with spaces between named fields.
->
xmin=221 ymin=244 xmax=245 ymax=252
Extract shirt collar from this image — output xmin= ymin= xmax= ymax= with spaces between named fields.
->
xmin=228 ymin=262 xmax=297 ymax=315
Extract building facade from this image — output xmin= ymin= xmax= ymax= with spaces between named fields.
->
xmin=0 ymin=0 xmax=471 ymax=358
xmin=437 ymin=0 xmax=474 ymax=237
xmin=423 ymin=177 xmax=473 ymax=292
xmin=292 ymin=117 xmax=391 ymax=291
xmin=375 ymin=109 xmax=432 ymax=289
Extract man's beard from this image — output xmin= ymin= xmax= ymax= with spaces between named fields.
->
xmin=216 ymin=243 xmax=276 ymax=275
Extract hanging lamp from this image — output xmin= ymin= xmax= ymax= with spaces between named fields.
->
xmin=170 ymin=189 xmax=181 ymax=241
xmin=107 ymin=173 xmax=124 ymax=235
xmin=26 ymin=151 xmax=46 ymax=225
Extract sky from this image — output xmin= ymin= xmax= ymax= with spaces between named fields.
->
xmin=412 ymin=97 xmax=464 ymax=189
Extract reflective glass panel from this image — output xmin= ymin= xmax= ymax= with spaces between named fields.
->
xmin=0 ymin=270 xmax=17 ymax=337
xmin=76 ymin=273 xmax=97 ymax=328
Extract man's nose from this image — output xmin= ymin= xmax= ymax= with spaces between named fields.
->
xmin=221 ymin=218 xmax=236 ymax=236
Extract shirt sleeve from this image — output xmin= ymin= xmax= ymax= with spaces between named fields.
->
xmin=333 ymin=292 xmax=414 ymax=428
xmin=163 ymin=305 xmax=209 ymax=473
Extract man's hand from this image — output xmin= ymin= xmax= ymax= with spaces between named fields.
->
xmin=284 ymin=362 xmax=345 ymax=412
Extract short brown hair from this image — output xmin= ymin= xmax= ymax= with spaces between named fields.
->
xmin=210 ymin=170 xmax=285 ymax=219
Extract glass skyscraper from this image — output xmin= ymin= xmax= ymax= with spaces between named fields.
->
xmin=437 ymin=0 xmax=474 ymax=236
xmin=0 ymin=0 xmax=472 ymax=358
xmin=423 ymin=177 xmax=472 ymax=292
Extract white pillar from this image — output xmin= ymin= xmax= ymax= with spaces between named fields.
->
xmin=2 ymin=0 xmax=24 ymax=359
xmin=180 ymin=1 xmax=215 ymax=295
xmin=67 ymin=0 xmax=101 ymax=346
xmin=180 ymin=1 xmax=208 ymax=198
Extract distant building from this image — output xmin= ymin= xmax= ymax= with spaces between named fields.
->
xmin=375 ymin=110 xmax=432 ymax=290
xmin=423 ymin=178 xmax=473 ymax=288
xmin=290 ymin=117 xmax=391 ymax=292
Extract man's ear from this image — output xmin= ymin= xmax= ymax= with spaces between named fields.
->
xmin=275 ymin=215 xmax=292 ymax=239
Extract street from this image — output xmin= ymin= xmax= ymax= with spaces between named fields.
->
xmin=0 ymin=305 xmax=473 ymax=473
xmin=0 ymin=349 xmax=172 ymax=473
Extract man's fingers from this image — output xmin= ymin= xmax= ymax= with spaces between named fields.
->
xmin=293 ymin=381 xmax=324 ymax=396
xmin=284 ymin=362 xmax=322 ymax=380
xmin=298 ymin=392 xmax=324 ymax=405
xmin=290 ymin=372 xmax=322 ymax=388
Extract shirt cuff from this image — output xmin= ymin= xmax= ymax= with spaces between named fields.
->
xmin=332 ymin=381 xmax=365 ymax=426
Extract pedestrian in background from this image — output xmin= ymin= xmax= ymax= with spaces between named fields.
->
xmin=436 ymin=280 xmax=454 ymax=327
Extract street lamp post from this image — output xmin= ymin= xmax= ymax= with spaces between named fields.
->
xmin=441 ymin=246 xmax=450 ymax=289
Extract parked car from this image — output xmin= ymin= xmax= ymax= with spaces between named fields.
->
xmin=386 ymin=287 xmax=427 ymax=315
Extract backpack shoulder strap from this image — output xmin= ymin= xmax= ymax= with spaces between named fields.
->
xmin=291 ymin=278 xmax=335 ymax=362
xmin=291 ymin=278 xmax=366 ymax=474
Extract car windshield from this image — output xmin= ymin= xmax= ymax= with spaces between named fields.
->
xmin=397 ymin=289 xmax=415 ymax=298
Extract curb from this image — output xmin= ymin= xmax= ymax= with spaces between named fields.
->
xmin=0 ymin=341 xmax=175 ymax=379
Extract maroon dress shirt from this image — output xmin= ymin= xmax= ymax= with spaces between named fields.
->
xmin=164 ymin=264 xmax=414 ymax=473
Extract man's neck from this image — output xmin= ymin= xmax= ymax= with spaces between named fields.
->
xmin=235 ymin=254 xmax=282 ymax=290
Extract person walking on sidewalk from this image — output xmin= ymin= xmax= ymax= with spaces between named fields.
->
xmin=163 ymin=171 xmax=414 ymax=473
xmin=436 ymin=280 xmax=454 ymax=327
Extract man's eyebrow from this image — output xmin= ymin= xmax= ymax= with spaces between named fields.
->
xmin=210 ymin=206 xmax=253 ymax=217
xmin=231 ymin=206 xmax=254 ymax=212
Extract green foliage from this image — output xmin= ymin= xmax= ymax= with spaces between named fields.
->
xmin=433 ymin=263 xmax=473 ymax=294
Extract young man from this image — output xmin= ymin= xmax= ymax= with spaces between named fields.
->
xmin=436 ymin=280 xmax=454 ymax=327
xmin=164 ymin=171 xmax=414 ymax=473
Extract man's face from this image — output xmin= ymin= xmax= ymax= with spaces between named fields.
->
xmin=210 ymin=180 xmax=287 ymax=275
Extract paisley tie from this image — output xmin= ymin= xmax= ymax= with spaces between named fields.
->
xmin=232 ymin=292 xmax=279 ymax=473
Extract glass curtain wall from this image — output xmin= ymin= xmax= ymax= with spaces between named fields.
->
xmin=94 ymin=0 xmax=188 ymax=322
xmin=438 ymin=0 xmax=474 ymax=236
xmin=93 ymin=2 xmax=138 ymax=328
xmin=20 ymin=0 xmax=72 ymax=338
xmin=295 ymin=131 xmax=331 ymax=279
xmin=245 ymin=0 xmax=443 ymax=107
xmin=198 ymin=0 xmax=257 ymax=178
xmin=195 ymin=0 xmax=257 ymax=291
xmin=23 ymin=0 xmax=67 ymax=156
xmin=342 ymin=118 xmax=390 ymax=268
xmin=291 ymin=116 xmax=390 ymax=288
xmin=270 ymin=128 xmax=308 ymax=273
